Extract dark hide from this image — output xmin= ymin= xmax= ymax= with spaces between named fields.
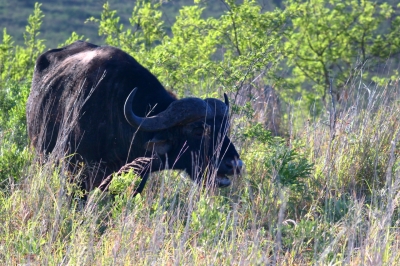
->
xmin=27 ymin=41 xmax=242 ymax=193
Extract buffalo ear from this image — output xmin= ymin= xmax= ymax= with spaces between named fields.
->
xmin=144 ymin=133 xmax=171 ymax=155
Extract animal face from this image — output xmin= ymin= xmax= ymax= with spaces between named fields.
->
xmin=143 ymin=116 xmax=242 ymax=187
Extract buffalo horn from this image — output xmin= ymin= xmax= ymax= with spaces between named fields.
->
xmin=124 ymin=88 xmax=212 ymax=132
xmin=204 ymin=94 xmax=230 ymax=118
xmin=224 ymin=93 xmax=229 ymax=113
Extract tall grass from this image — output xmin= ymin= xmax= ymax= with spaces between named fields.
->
xmin=1 ymin=71 xmax=400 ymax=265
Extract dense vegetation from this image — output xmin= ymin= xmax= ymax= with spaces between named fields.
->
xmin=1 ymin=0 xmax=400 ymax=264
xmin=0 ymin=0 xmax=279 ymax=48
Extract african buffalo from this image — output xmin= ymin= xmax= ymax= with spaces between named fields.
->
xmin=26 ymin=41 xmax=243 ymax=194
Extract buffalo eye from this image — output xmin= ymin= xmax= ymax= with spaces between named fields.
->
xmin=192 ymin=125 xmax=210 ymax=137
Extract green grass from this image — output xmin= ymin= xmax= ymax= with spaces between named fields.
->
xmin=1 ymin=78 xmax=400 ymax=265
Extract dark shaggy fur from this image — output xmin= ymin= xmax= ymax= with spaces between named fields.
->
xmin=27 ymin=41 xmax=242 ymax=193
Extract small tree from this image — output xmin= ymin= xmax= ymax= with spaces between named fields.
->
xmin=283 ymin=0 xmax=400 ymax=111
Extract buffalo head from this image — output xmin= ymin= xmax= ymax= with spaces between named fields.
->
xmin=124 ymin=88 xmax=243 ymax=187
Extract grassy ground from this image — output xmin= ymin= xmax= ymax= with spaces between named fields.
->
xmin=1 ymin=75 xmax=400 ymax=265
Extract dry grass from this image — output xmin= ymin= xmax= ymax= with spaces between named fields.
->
xmin=2 ymin=80 xmax=400 ymax=265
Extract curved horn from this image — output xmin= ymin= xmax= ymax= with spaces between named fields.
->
xmin=204 ymin=94 xmax=230 ymax=118
xmin=124 ymin=88 xmax=143 ymax=127
xmin=224 ymin=93 xmax=229 ymax=113
xmin=124 ymin=88 xmax=211 ymax=132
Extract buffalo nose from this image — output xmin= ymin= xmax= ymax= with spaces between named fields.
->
xmin=226 ymin=159 xmax=244 ymax=173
